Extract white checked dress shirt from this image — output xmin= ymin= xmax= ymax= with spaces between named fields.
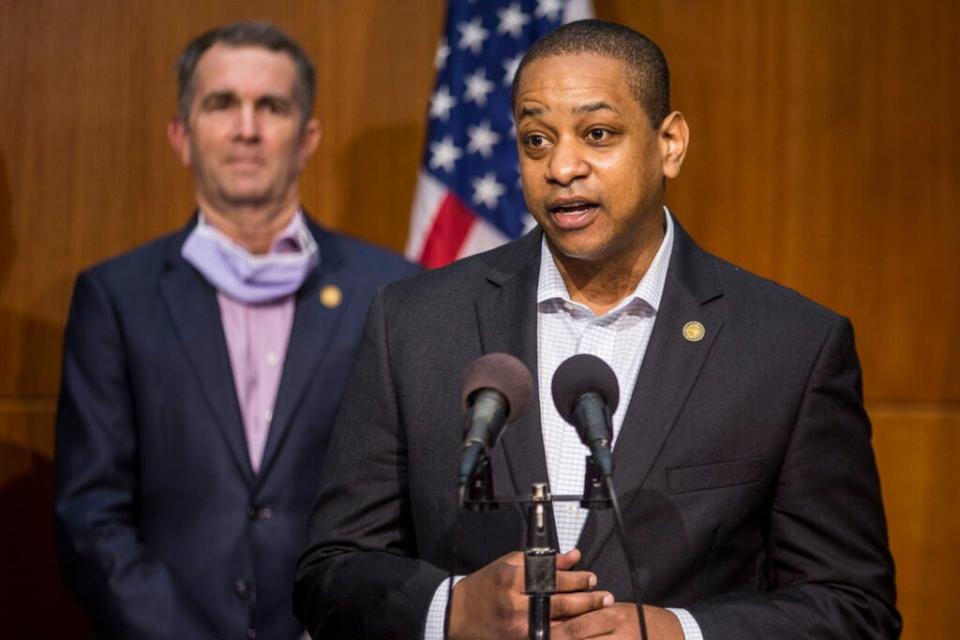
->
xmin=426 ymin=210 xmax=702 ymax=639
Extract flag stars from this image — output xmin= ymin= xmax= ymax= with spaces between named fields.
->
xmin=429 ymin=85 xmax=457 ymax=121
xmin=457 ymin=16 xmax=489 ymax=55
xmin=429 ymin=135 xmax=463 ymax=173
xmin=466 ymin=120 xmax=501 ymax=158
xmin=535 ymin=0 xmax=564 ymax=21
xmin=497 ymin=3 xmax=530 ymax=39
xmin=472 ymin=172 xmax=506 ymax=209
xmin=434 ymin=37 xmax=450 ymax=70
xmin=464 ymin=68 xmax=494 ymax=106
xmin=502 ymin=53 xmax=523 ymax=86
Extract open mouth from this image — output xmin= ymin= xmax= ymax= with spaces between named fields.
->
xmin=548 ymin=200 xmax=599 ymax=229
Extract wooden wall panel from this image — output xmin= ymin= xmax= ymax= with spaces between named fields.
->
xmin=0 ymin=0 xmax=443 ymax=399
xmin=0 ymin=0 xmax=957 ymax=636
xmin=872 ymin=408 xmax=960 ymax=639
xmin=600 ymin=0 xmax=960 ymax=404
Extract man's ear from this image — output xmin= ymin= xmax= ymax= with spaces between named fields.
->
xmin=167 ymin=116 xmax=191 ymax=167
xmin=297 ymin=117 xmax=322 ymax=169
xmin=658 ymin=111 xmax=689 ymax=179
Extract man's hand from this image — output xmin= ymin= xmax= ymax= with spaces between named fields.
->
xmin=551 ymin=603 xmax=683 ymax=639
xmin=447 ymin=548 xmax=612 ymax=640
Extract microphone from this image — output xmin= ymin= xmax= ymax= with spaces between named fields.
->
xmin=551 ymin=354 xmax=620 ymax=477
xmin=458 ymin=353 xmax=533 ymax=486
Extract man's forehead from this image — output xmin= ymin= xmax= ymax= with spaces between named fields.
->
xmin=193 ymin=43 xmax=297 ymax=93
xmin=514 ymin=53 xmax=632 ymax=113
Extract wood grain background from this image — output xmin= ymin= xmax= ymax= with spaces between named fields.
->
xmin=0 ymin=1 xmax=956 ymax=636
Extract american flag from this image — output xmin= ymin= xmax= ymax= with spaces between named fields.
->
xmin=406 ymin=0 xmax=593 ymax=268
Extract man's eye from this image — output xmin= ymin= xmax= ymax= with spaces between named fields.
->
xmin=587 ymin=128 xmax=610 ymax=142
xmin=260 ymin=98 xmax=291 ymax=115
xmin=525 ymin=134 xmax=546 ymax=148
xmin=205 ymin=95 xmax=234 ymax=110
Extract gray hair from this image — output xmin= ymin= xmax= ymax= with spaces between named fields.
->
xmin=175 ymin=21 xmax=315 ymax=124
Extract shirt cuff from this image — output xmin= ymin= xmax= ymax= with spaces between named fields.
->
xmin=666 ymin=607 xmax=703 ymax=640
xmin=423 ymin=575 xmax=466 ymax=640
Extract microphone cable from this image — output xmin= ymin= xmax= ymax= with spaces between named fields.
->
xmin=443 ymin=502 xmax=461 ymax=640
xmin=605 ymin=474 xmax=648 ymax=640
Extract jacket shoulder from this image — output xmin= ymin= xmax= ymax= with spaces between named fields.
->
xmin=379 ymin=232 xmax=538 ymax=304
xmin=80 ymin=229 xmax=186 ymax=292
xmin=711 ymin=254 xmax=844 ymax=326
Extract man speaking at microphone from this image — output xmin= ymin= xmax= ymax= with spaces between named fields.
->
xmin=294 ymin=19 xmax=899 ymax=639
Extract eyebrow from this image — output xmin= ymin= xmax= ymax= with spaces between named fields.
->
xmin=572 ymin=101 xmax=618 ymax=115
xmin=200 ymin=90 xmax=236 ymax=104
xmin=199 ymin=91 xmax=294 ymax=108
xmin=517 ymin=105 xmax=545 ymax=121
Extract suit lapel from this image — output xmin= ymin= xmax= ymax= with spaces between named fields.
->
xmin=578 ymin=220 xmax=726 ymax=568
xmin=473 ymin=231 xmax=548 ymax=499
xmin=256 ymin=221 xmax=348 ymax=480
xmin=160 ymin=225 xmax=255 ymax=486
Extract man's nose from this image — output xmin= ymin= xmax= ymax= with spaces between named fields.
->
xmin=236 ymin=103 xmax=259 ymax=140
xmin=546 ymin=138 xmax=589 ymax=186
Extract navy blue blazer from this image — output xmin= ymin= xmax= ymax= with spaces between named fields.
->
xmin=55 ymin=215 xmax=418 ymax=639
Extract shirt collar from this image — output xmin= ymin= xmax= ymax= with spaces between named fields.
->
xmin=537 ymin=207 xmax=674 ymax=315
xmin=196 ymin=209 xmax=317 ymax=257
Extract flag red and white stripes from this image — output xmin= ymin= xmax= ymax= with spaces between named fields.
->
xmin=406 ymin=0 xmax=593 ymax=268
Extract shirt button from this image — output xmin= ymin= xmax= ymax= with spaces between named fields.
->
xmin=566 ymin=504 xmax=577 ymax=514
xmin=264 ymin=409 xmax=273 ymax=422
xmin=265 ymin=352 xmax=279 ymax=367
xmin=234 ymin=578 xmax=250 ymax=599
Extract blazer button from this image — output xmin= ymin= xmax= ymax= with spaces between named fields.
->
xmin=234 ymin=578 xmax=250 ymax=599
xmin=247 ymin=505 xmax=273 ymax=521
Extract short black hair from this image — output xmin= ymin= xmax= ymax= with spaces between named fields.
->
xmin=512 ymin=19 xmax=670 ymax=128
xmin=175 ymin=21 xmax=315 ymax=123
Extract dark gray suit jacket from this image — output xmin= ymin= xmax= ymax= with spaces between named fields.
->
xmin=294 ymin=217 xmax=899 ymax=639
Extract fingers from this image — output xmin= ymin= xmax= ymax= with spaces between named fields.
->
xmin=551 ymin=604 xmax=637 ymax=639
xmin=501 ymin=550 xmax=527 ymax=567
xmin=555 ymin=547 xmax=582 ymax=570
xmin=550 ymin=590 xmax=614 ymax=620
xmin=556 ymin=568 xmax=598 ymax=593
xmin=556 ymin=548 xmax=598 ymax=594
xmin=497 ymin=548 xmax=599 ymax=596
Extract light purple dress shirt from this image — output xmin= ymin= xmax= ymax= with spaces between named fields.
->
xmin=213 ymin=215 xmax=306 ymax=473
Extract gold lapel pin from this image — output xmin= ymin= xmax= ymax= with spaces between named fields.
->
xmin=319 ymin=284 xmax=342 ymax=309
xmin=682 ymin=321 xmax=705 ymax=342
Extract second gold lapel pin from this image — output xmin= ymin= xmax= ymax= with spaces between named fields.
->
xmin=319 ymin=284 xmax=342 ymax=309
xmin=682 ymin=321 xmax=705 ymax=342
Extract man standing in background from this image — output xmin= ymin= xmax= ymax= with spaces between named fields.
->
xmin=55 ymin=21 xmax=416 ymax=640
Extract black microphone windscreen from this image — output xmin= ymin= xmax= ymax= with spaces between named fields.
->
xmin=460 ymin=353 xmax=533 ymax=422
xmin=551 ymin=354 xmax=620 ymax=422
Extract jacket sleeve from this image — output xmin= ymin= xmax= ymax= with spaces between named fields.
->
xmin=687 ymin=317 xmax=901 ymax=638
xmin=293 ymin=289 xmax=449 ymax=639
xmin=54 ymin=271 xmax=217 ymax=640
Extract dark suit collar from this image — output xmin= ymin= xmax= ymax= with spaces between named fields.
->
xmin=160 ymin=219 xmax=253 ymax=485
xmin=577 ymin=215 xmax=727 ymax=567
xmin=473 ymin=229 xmax=550 ymax=499
xmin=160 ymin=211 xmax=347 ymax=484
xmin=472 ymin=219 xmax=726 ymax=533
xmin=258 ymin=217 xmax=351 ymax=479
